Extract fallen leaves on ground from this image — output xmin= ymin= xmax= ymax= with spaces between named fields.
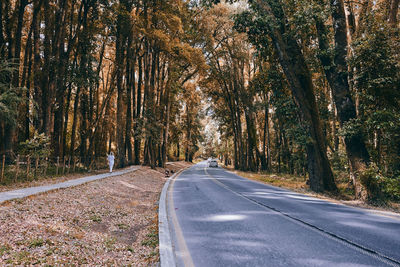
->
xmin=0 ymin=161 xmax=191 ymax=266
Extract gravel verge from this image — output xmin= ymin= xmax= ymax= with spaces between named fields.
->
xmin=0 ymin=161 xmax=191 ymax=266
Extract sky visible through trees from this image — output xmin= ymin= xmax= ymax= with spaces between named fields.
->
xmin=0 ymin=0 xmax=399 ymax=202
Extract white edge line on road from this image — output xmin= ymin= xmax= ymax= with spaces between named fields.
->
xmin=168 ymin=170 xmax=195 ymax=267
xmin=159 ymin=171 xmax=177 ymax=267
xmin=159 ymin=166 xmax=194 ymax=267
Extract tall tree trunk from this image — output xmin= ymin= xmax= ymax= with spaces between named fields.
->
xmin=0 ymin=1 xmax=4 ymax=58
xmin=265 ymin=92 xmax=272 ymax=170
xmin=125 ymin=41 xmax=134 ymax=165
xmin=147 ymin=47 xmax=158 ymax=169
xmin=20 ymin=7 xmax=38 ymax=141
xmin=161 ymin=67 xmax=171 ymax=168
xmin=41 ymin=0 xmax=52 ymax=135
xmin=12 ymin=0 xmax=28 ymax=87
xmin=4 ymin=0 xmax=13 ymax=61
xmin=260 ymin=94 xmax=269 ymax=171
xmin=80 ymin=91 xmax=88 ymax=164
xmin=258 ymin=0 xmax=337 ymax=192
xmin=134 ymin=55 xmax=143 ymax=165
xmin=389 ymin=0 xmax=399 ymax=25
xmin=316 ymin=0 xmax=371 ymax=198
xmin=142 ymin=44 xmax=151 ymax=166
xmin=185 ymin=106 xmax=191 ymax=162
xmin=70 ymin=87 xmax=81 ymax=160
xmin=115 ymin=20 xmax=127 ymax=168
xmin=33 ymin=0 xmax=42 ymax=131
xmin=52 ymin=2 xmax=68 ymax=158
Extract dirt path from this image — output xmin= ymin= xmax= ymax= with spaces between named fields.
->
xmin=0 ymin=162 xmax=191 ymax=266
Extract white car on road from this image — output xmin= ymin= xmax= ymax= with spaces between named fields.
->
xmin=208 ymin=159 xmax=218 ymax=167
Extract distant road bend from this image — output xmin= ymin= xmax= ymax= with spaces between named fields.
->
xmin=167 ymin=162 xmax=400 ymax=267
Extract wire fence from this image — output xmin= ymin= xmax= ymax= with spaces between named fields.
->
xmin=0 ymin=155 xmax=109 ymax=185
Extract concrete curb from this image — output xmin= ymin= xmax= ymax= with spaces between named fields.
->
xmin=0 ymin=166 xmax=138 ymax=204
xmin=159 ymin=168 xmax=187 ymax=267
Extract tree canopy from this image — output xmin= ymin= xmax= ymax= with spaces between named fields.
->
xmin=1 ymin=0 xmax=399 ymax=201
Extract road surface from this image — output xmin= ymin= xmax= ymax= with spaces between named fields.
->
xmin=167 ymin=162 xmax=400 ymax=267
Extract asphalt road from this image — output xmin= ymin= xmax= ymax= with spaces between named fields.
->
xmin=167 ymin=161 xmax=400 ymax=267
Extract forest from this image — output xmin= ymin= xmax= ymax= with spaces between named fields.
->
xmin=0 ymin=0 xmax=399 ymax=202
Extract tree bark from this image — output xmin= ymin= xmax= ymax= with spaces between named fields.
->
xmin=70 ymin=87 xmax=81 ymax=160
xmin=134 ymin=55 xmax=143 ymax=165
xmin=257 ymin=0 xmax=337 ymax=192
xmin=0 ymin=1 xmax=4 ymax=58
xmin=115 ymin=11 xmax=127 ymax=168
xmin=389 ymin=0 xmax=399 ymax=26
xmin=125 ymin=39 xmax=134 ymax=165
xmin=41 ymin=0 xmax=52 ymax=135
xmin=315 ymin=0 xmax=371 ymax=198
xmin=52 ymin=1 xmax=68 ymax=158
xmin=12 ymin=0 xmax=28 ymax=88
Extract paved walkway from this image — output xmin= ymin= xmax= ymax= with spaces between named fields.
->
xmin=0 ymin=166 xmax=138 ymax=203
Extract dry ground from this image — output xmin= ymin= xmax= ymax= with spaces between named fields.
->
xmin=0 ymin=161 xmax=191 ymax=266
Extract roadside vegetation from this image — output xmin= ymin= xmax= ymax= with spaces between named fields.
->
xmin=0 ymin=0 xmax=205 ymax=177
xmin=1 ymin=0 xmax=399 ymax=207
xmin=200 ymin=0 xmax=400 ymax=204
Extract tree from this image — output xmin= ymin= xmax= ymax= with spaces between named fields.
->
xmin=235 ymin=1 xmax=337 ymax=192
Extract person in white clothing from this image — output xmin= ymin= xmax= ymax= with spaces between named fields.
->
xmin=107 ymin=152 xmax=115 ymax=173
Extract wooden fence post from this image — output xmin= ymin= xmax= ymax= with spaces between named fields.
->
xmin=15 ymin=155 xmax=19 ymax=182
xmin=56 ymin=156 xmax=59 ymax=175
xmin=1 ymin=154 xmax=5 ymax=182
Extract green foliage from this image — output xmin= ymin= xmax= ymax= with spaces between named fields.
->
xmin=351 ymin=21 xmax=400 ymax=110
xmin=338 ymin=118 xmax=363 ymax=139
xmin=359 ymin=166 xmax=400 ymax=202
xmin=141 ymin=228 xmax=158 ymax=248
xmin=382 ymin=177 xmax=400 ymax=201
xmin=330 ymin=150 xmax=348 ymax=172
xmin=234 ymin=10 xmax=273 ymax=58
xmin=28 ymin=238 xmax=44 ymax=248
xmin=359 ymin=166 xmax=385 ymax=203
xmin=349 ymin=15 xmax=400 ymax=176
xmin=18 ymin=132 xmax=52 ymax=158
xmin=0 ymin=61 xmax=23 ymax=126
xmin=0 ymin=244 xmax=11 ymax=257
xmin=90 ymin=214 xmax=102 ymax=222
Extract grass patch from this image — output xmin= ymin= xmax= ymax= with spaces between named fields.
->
xmin=28 ymin=238 xmax=44 ymax=248
xmin=232 ymin=169 xmax=307 ymax=190
xmin=226 ymin=166 xmax=357 ymax=201
xmin=104 ymin=237 xmax=116 ymax=249
xmin=0 ymin=244 xmax=11 ymax=256
xmin=89 ymin=214 xmax=102 ymax=222
xmin=141 ymin=230 xmax=158 ymax=248
xmin=13 ymin=250 xmax=31 ymax=264
xmin=117 ymin=223 xmax=128 ymax=230
xmin=141 ymin=216 xmax=159 ymax=249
